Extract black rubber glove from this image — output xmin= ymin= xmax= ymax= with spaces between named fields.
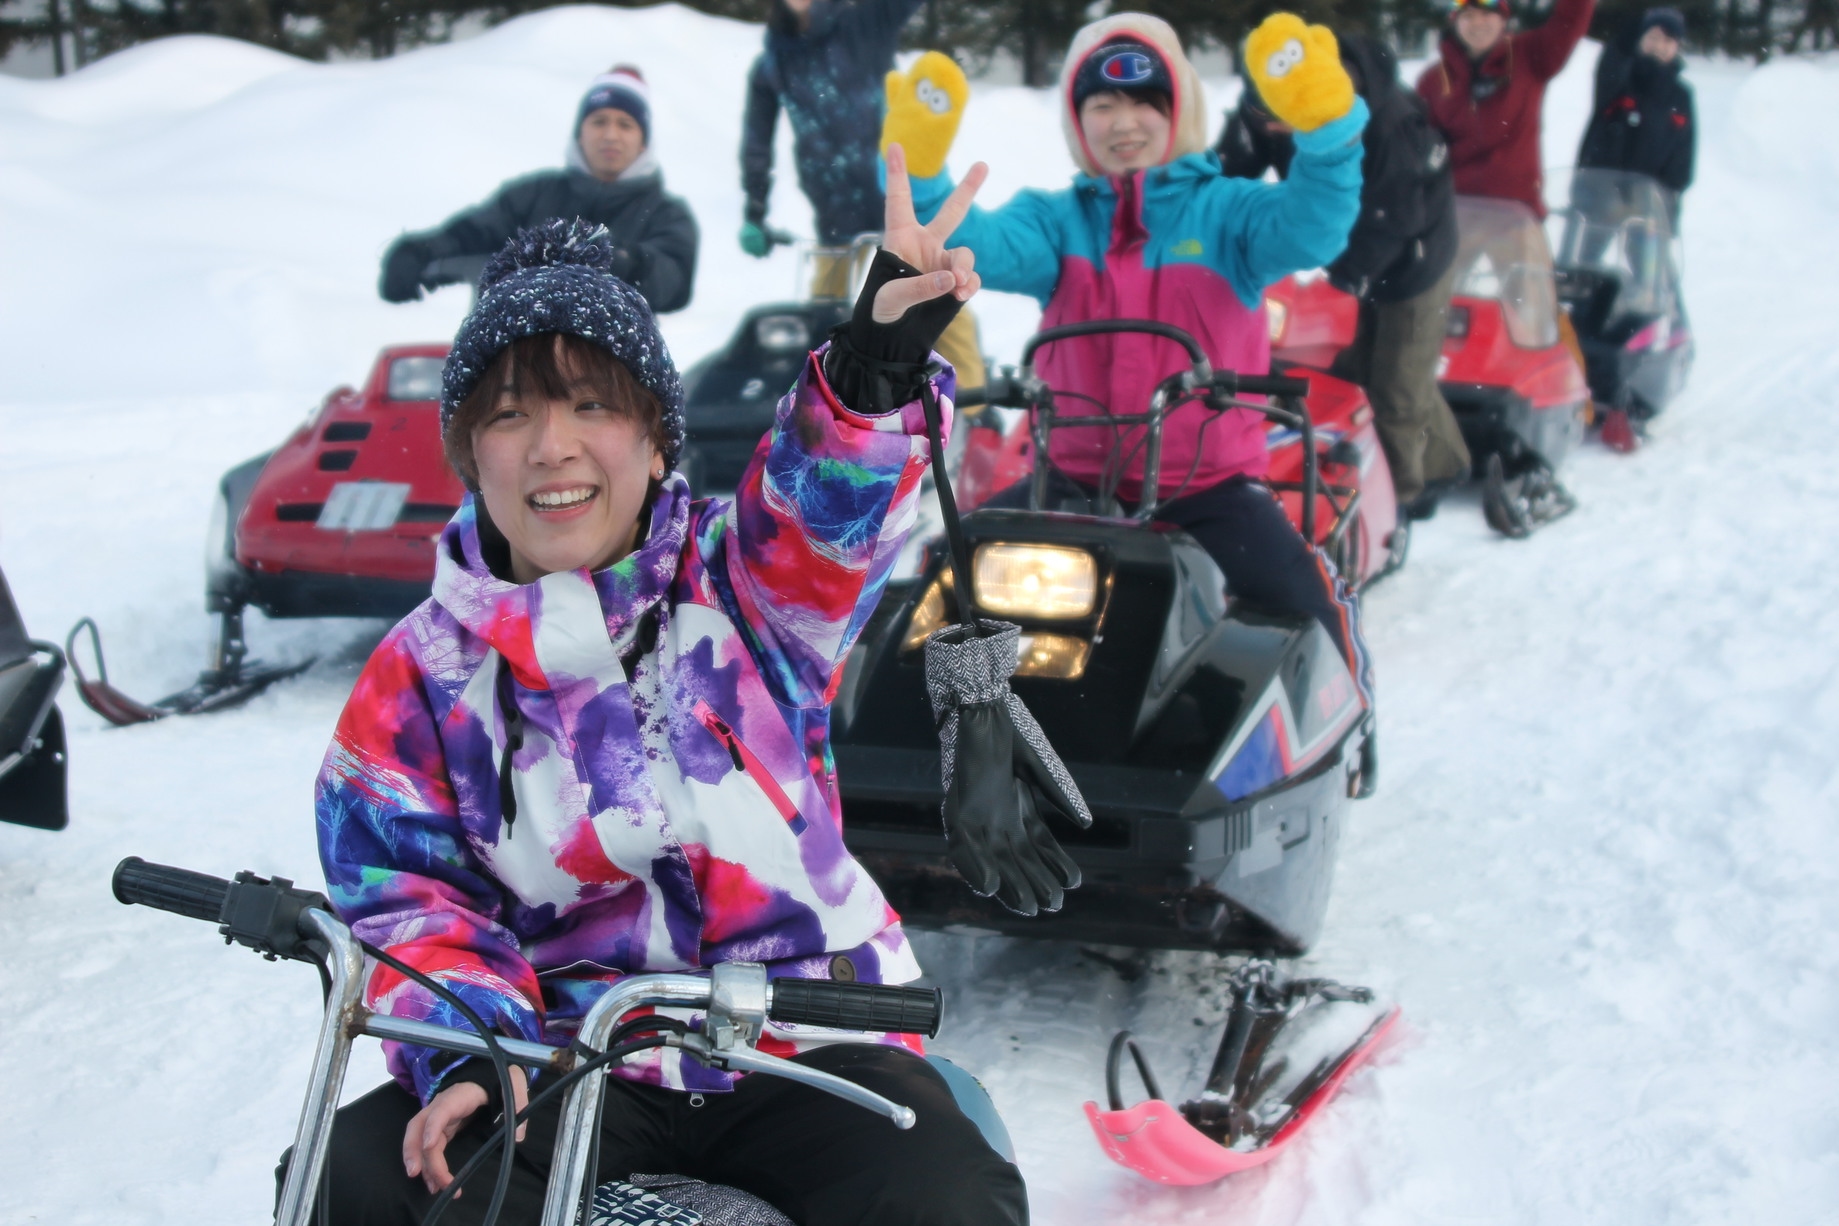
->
xmin=926 ymin=621 xmax=1093 ymax=916
xmin=379 ymin=237 xmax=431 ymax=303
xmin=823 ymin=248 xmax=966 ymax=416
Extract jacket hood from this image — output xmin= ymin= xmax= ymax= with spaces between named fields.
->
xmin=432 ymin=477 xmax=691 ymax=686
xmin=565 ymin=140 xmax=661 ymax=182
xmin=1336 ymin=33 xmax=1399 ymax=103
xmin=1060 ymin=13 xmax=1209 ymax=178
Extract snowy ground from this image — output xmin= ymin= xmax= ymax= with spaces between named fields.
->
xmin=3 ymin=7 xmax=1838 ymax=1223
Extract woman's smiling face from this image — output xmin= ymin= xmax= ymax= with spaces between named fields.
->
xmin=470 ymin=337 xmax=663 ymax=584
xmin=1079 ymin=90 xmax=1172 ymax=177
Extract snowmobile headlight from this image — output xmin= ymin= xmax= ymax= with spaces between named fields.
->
xmin=973 ymin=543 xmax=1097 ymax=620
xmin=754 ymin=314 xmax=810 ymax=353
xmin=1445 ymin=306 xmax=1470 ymax=340
xmin=1266 ymin=299 xmax=1288 ymax=345
xmin=1014 ymin=631 xmax=1091 ymax=681
xmin=902 ymin=575 xmax=949 ymax=652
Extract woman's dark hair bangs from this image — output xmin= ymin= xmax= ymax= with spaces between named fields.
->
xmin=446 ymin=333 xmax=666 ymax=484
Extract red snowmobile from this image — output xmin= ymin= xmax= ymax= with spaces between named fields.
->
xmin=1265 ymin=195 xmax=1591 ymax=537
xmin=68 ymin=258 xmax=484 ymax=726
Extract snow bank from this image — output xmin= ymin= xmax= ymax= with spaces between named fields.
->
xmin=3 ymin=9 xmax=1839 ymax=1225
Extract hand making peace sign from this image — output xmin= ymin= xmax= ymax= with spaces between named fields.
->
xmin=871 ymin=143 xmax=991 ymax=324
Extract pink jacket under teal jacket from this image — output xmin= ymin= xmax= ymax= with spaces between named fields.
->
xmin=316 ymin=348 xmax=949 ymax=1103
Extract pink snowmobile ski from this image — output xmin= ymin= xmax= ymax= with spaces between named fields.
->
xmin=1085 ymin=961 xmax=1399 ymax=1185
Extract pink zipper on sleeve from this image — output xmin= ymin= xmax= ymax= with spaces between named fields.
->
xmin=693 ymin=700 xmax=809 ymax=835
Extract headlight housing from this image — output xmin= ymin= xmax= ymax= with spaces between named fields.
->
xmin=972 ymin=543 xmax=1098 ymax=621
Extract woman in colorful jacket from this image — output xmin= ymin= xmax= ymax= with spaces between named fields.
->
xmin=307 ymin=190 xmax=1027 ymax=1221
xmin=891 ymin=11 xmax=1373 ymax=689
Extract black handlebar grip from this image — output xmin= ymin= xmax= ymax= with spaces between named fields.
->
xmin=768 ymin=979 xmax=943 ymax=1038
xmin=112 ymin=857 xmax=231 ymax=924
xmin=1227 ymin=373 xmax=1311 ymax=398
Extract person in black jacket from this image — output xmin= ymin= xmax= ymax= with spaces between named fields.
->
xmin=1577 ymin=7 xmax=1695 ymax=217
xmin=738 ymin=0 xmax=984 ymax=386
xmin=1220 ymin=34 xmax=1470 ymax=513
xmin=738 ymin=0 xmax=924 ymax=256
xmin=379 ymin=67 xmax=699 ymax=314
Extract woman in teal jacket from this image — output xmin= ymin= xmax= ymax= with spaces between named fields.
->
xmin=896 ymin=12 xmax=1373 ymax=690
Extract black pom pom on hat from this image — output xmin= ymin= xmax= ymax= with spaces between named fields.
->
xmin=440 ymin=217 xmax=685 ymax=482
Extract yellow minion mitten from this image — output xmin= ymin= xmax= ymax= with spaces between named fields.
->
xmin=1244 ymin=13 xmax=1355 ymax=134
xmin=880 ymin=50 xmax=970 ymax=179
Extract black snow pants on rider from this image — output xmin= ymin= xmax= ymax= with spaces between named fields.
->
xmin=278 ymin=1044 xmax=1027 ymax=1226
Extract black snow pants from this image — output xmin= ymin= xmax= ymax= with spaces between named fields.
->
xmin=988 ymin=473 xmax=1371 ymax=701
xmin=277 ymin=1044 xmax=1026 ymax=1226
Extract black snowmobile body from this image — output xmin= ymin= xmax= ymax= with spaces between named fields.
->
xmin=834 ymin=321 xmax=1371 ymax=956
xmin=0 ymin=564 xmax=68 ymax=831
xmin=1551 ymin=168 xmax=1694 ymax=420
xmin=837 ymin=521 xmax=1364 ymax=954
xmin=681 ymin=299 xmax=850 ymax=494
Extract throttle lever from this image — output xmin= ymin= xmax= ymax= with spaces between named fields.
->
xmin=220 ymin=871 xmax=334 ymax=963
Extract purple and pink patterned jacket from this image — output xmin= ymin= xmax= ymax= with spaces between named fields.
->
xmin=316 ymin=348 xmax=950 ymax=1103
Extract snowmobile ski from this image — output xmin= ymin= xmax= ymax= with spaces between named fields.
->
xmin=1482 ymin=452 xmax=1578 ymax=539
xmin=1084 ymin=960 xmax=1398 ymax=1185
xmin=65 ymin=614 xmax=311 ymax=727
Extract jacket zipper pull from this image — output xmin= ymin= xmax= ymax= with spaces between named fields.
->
xmin=497 ymin=657 xmax=525 ymax=839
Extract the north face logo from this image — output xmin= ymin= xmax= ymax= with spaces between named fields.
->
xmin=1171 ymin=238 xmax=1204 ymax=257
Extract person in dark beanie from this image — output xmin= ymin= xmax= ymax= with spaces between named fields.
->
xmin=379 ymin=65 xmax=698 ymax=313
xmin=301 ymin=191 xmax=1031 ymax=1223
xmin=1223 ymin=35 xmax=1471 ymax=514
xmin=1417 ymin=0 xmax=1595 ymax=217
xmin=1578 ymin=7 xmax=1695 ymax=214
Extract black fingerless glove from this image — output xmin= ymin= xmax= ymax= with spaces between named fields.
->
xmin=822 ymin=249 xmax=966 ymax=416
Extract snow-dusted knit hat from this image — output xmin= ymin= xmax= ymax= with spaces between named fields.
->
xmin=1640 ymin=6 xmax=1686 ymax=42
xmin=576 ymin=65 xmax=651 ymax=145
xmin=440 ymin=219 xmax=685 ymax=475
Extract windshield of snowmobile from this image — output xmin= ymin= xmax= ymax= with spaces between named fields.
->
xmin=1450 ymin=196 xmax=1561 ymax=349
xmin=386 ymin=356 xmax=445 ymax=402
xmin=1547 ymin=168 xmax=1675 ymax=318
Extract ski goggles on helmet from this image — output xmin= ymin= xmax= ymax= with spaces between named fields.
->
xmin=1451 ymin=0 xmax=1511 ymax=12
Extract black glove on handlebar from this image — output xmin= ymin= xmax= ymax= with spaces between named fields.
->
xmin=380 ymin=237 xmax=431 ymax=303
xmin=926 ymin=621 xmax=1093 ymax=916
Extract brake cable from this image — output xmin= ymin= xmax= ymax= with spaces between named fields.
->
xmin=357 ymin=941 xmax=522 ymax=1226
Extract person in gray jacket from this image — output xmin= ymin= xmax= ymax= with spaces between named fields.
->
xmin=380 ymin=66 xmax=698 ymax=313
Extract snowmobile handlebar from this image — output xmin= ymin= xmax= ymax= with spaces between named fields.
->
xmin=114 ymin=856 xmax=941 ymax=1226
xmin=111 ymin=856 xmax=235 ymax=923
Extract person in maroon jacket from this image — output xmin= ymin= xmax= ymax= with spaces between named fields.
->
xmin=1417 ymin=0 xmax=1594 ymax=217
